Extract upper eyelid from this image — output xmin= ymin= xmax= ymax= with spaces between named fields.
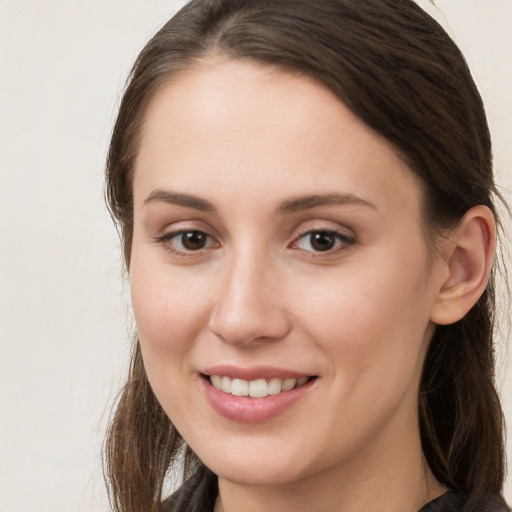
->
xmin=157 ymin=222 xmax=220 ymax=240
xmin=294 ymin=227 xmax=353 ymax=238
xmin=291 ymin=224 xmax=355 ymax=242
xmin=291 ymin=230 xmax=354 ymax=244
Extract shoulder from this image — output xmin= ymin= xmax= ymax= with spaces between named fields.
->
xmin=419 ymin=491 xmax=510 ymax=512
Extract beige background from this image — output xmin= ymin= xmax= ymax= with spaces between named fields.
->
xmin=0 ymin=1 xmax=510 ymax=510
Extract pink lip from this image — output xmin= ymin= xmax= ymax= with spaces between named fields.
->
xmin=202 ymin=364 xmax=310 ymax=381
xmin=200 ymin=372 xmax=316 ymax=424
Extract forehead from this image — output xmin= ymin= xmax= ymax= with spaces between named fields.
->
xmin=134 ymin=59 xmax=423 ymax=215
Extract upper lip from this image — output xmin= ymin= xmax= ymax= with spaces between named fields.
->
xmin=201 ymin=365 xmax=313 ymax=381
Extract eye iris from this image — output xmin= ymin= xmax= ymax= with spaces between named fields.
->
xmin=310 ymin=232 xmax=335 ymax=251
xmin=181 ymin=231 xmax=207 ymax=250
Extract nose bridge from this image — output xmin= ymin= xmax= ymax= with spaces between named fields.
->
xmin=208 ymin=242 xmax=289 ymax=345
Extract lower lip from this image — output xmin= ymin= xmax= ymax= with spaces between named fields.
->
xmin=201 ymin=377 xmax=316 ymax=424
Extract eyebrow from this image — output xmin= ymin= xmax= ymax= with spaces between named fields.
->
xmin=143 ymin=189 xmax=216 ymax=212
xmin=143 ymin=189 xmax=376 ymax=214
xmin=277 ymin=193 xmax=377 ymax=214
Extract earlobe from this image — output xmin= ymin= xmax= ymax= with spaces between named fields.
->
xmin=430 ymin=206 xmax=496 ymax=326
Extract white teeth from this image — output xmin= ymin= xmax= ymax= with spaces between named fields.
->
xmin=249 ymin=379 xmax=268 ymax=398
xmin=209 ymin=375 xmax=310 ymax=397
xmin=268 ymin=378 xmax=282 ymax=395
xmin=281 ymin=378 xmax=297 ymax=391
xmin=231 ymin=378 xmax=249 ymax=396
xmin=211 ymin=375 xmax=222 ymax=389
xmin=221 ymin=376 xmax=231 ymax=393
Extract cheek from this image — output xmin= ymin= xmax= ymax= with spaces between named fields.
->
xmin=293 ymin=245 xmax=433 ymax=382
xmin=129 ymin=253 xmax=212 ymax=369
xmin=129 ymin=261 xmax=211 ymax=421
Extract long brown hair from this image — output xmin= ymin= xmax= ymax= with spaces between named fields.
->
xmin=103 ymin=1 xmax=507 ymax=511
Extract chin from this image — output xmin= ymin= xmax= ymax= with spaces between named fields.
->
xmin=209 ymin=457 xmax=306 ymax=487
xmin=191 ymin=433 xmax=322 ymax=487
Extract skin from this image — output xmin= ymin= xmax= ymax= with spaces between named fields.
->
xmin=128 ymin=59 xmax=491 ymax=512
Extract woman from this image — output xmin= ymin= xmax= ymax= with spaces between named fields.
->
xmin=103 ymin=1 xmax=510 ymax=511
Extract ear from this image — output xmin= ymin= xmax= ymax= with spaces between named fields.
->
xmin=430 ymin=205 xmax=496 ymax=326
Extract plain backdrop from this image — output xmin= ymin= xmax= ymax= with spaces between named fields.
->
xmin=0 ymin=1 xmax=511 ymax=511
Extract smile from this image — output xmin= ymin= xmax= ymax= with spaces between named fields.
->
xmin=201 ymin=374 xmax=317 ymax=423
xmin=209 ymin=375 xmax=310 ymax=398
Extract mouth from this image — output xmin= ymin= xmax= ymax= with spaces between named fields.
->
xmin=201 ymin=374 xmax=317 ymax=398
xmin=200 ymin=369 xmax=318 ymax=423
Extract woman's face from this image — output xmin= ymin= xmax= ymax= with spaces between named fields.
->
xmin=130 ymin=60 xmax=445 ymax=486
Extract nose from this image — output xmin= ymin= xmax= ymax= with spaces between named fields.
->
xmin=208 ymin=251 xmax=291 ymax=347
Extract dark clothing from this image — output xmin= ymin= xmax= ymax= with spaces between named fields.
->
xmin=162 ymin=467 xmax=218 ymax=512
xmin=419 ymin=491 xmax=510 ymax=512
xmin=163 ymin=468 xmax=510 ymax=512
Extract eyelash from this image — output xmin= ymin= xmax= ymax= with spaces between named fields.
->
xmin=156 ymin=228 xmax=355 ymax=257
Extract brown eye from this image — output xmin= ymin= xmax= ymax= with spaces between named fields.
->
xmin=293 ymin=230 xmax=354 ymax=253
xmin=158 ymin=229 xmax=218 ymax=255
xmin=309 ymin=232 xmax=336 ymax=252
xmin=180 ymin=231 xmax=209 ymax=250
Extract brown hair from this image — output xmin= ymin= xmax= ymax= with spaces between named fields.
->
xmin=104 ymin=1 xmax=507 ymax=511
